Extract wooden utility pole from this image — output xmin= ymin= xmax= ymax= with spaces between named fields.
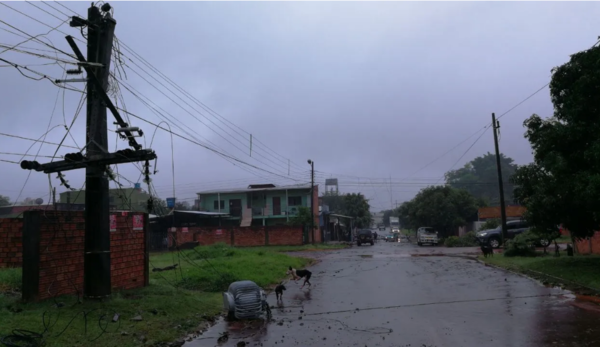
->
xmin=492 ymin=113 xmax=508 ymax=245
xmin=20 ymin=3 xmax=156 ymax=299
xmin=83 ymin=4 xmax=113 ymax=299
xmin=308 ymin=159 xmax=315 ymax=244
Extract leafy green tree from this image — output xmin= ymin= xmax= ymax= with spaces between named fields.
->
xmin=512 ymin=43 xmax=600 ymax=240
xmin=320 ymin=190 xmax=345 ymax=213
xmin=0 ymin=195 xmax=10 ymax=207
xmin=149 ymin=197 xmax=168 ymax=216
xmin=445 ymin=152 xmax=518 ymax=206
xmin=405 ymin=186 xmax=478 ymax=238
xmin=174 ymin=201 xmax=191 ymax=210
xmin=396 ymin=201 xmax=416 ymax=230
xmin=341 ymin=193 xmax=372 ymax=229
xmin=289 ymin=206 xmax=315 ymax=228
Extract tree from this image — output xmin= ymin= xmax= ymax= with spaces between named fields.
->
xmin=320 ymin=190 xmax=345 ymax=213
xmin=513 ymin=44 xmax=600 ymax=241
xmin=396 ymin=201 xmax=417 ymax=230
xmin=404 ymin=186 xmax=478 ymax=238
xmin=289 ymin=206 xmax=315 ymax=228
xmin=149 ymin=197 xmax=168 ymax=216
xmin=341 ymin=193 xmax=372 ymax=229
xmin=0 ymin=195 xmax=10 ymax=207
xmin=174 ymin=201 xmax=190 ymax=210
xmin=445 ymin=152 xmax=518 ymax=206
xmin=512 ymin=54 xmax=600 ymax=239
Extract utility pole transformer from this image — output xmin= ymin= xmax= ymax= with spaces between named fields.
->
xmin=20 ymin=3 xmax=156 ymax=300
xmin=492 ymin=113 xmax=508 ymax=245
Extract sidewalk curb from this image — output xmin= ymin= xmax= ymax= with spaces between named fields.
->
xmin=474 ymin=257 xmax=600 ymax=299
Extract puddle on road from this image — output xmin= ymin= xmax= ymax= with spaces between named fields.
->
xmin=184 ymin=317 xmax=270 ymax=347
xmin=358 ymin=254 xmax=373 ymax=258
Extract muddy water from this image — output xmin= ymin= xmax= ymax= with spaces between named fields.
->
xmin=186 ymin=242 xmax=600 ymax=347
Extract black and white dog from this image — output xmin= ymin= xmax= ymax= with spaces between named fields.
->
xmin=275 ymin=282 xmax=286 ymax=301
xmin=287 ymin=266 xmax=312 ymax=288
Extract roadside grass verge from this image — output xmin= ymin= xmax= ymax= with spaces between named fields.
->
xmin=481 ymin=254 xmax=600 ymax=291
xmin=0 ymin=267 xmax=21 ymax=292
xmin=152 ymin=243 xmax=313 ymax=291
xmin=0 ymin=244 xmax=317 ymax=347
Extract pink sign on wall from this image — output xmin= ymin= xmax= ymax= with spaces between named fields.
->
xmin=215 ymin=229 xmax=223 ymax=235
xmin=182 ymin=227 xmax=189 ymax=233
xmin=110 ymin=214 xmax=117 ymax=232
xmin=133 ymin=215 xmax=144 ymax=230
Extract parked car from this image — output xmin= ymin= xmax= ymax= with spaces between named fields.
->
xmin=475 ymin=220 xmax=552 ymax=249
xmin=384 ymin=234 xmax=398 ymax=242
xmin=417 ymin=227 xmax=439 ymax=246
xmin=356 ymin=229 xmax=374 ymax=246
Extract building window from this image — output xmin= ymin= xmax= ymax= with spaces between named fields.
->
xmin=288 ymin=196 xmax=302 ymax=206
xmin=213 ymin=200 xmax=225 ymax=210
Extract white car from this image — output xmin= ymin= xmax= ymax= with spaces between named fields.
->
xmin=417 ymin=227 xmax=439 ymax=246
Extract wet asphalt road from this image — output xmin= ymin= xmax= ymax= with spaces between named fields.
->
xmin=187 ymin=241 xmax=600 ymax=347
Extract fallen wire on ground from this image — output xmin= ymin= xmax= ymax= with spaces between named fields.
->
xmin=302 ymin=293 xmax=558 ymax=317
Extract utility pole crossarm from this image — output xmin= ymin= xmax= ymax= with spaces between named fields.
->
xmin=20 ymin=149 xmax=157 ymax=174
xmin=64 ymin=35 xmax=141 ymax=151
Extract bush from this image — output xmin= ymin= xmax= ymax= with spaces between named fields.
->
xmin=444 ymin=231 xmax=478 ymax=247
xmin=478 ymin=219 xmax=500 ymax=231
xmin=504 ymin=231 xmax=538 ymax=257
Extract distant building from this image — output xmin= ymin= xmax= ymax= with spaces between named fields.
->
xmin=478 ymin=205 xmax=526 ymax=221
xmin=59 ymin=185 xmax=152 ymax=213
xmin=0 ymin=204 xmax=54 ymax=218
xmin=196 ymin=183 xmax=318 ymax=229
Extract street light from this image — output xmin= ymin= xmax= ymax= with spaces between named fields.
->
xmin=307 ymin=159 xmax=315 ymax=244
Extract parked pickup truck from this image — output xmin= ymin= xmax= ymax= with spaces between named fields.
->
xmin=417 ymin=227 xmax=439 ymax=246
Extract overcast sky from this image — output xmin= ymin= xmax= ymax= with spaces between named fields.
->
xmin=1 ymin=1 xmax=598 ymax=212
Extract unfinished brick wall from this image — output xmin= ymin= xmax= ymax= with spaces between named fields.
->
xmin=168 ymin=225 xmax=303 ymax=248
xmin=0 ymin=218 xmax=22 ymax=268
xmin=575 ymin=231 xmax=600 ymax=255
xmin=21 ymin=210 xmax=148 ymax=301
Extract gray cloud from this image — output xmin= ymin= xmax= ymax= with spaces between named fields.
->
xmin=1 ymin=1 xmax=598 ymax=211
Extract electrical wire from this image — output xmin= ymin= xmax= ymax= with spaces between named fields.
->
xmin=435 ymin=127 xmax=491 ymax=184
xmin=0 ymin=132 xmax=79 ymax=150
xmin=116 ymin=107 xmax=306 ymax=182
xmin=120 ymin=57 xmax=304 ymax=176
xmin=115 ymin=38 xmax=306 ymax=172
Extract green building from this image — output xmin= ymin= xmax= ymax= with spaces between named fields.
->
xmin=196 ymin=183 xmax=318 ymax=227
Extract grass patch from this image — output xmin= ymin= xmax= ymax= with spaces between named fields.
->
xmin=153 ymin=243 xmax=313 ymax=291
xmin=481 ymin=254 xmax=600 ymax=290
xmin=0 ymin=267 xmax=21 ymax=293
xmin=0 ymin=244 xmax=316 ymax=347
xmin=444 ymin=232 xmax=477 ymax=247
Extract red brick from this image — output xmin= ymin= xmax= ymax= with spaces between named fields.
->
xmin=2 ymin=211 xmax=148 ymax=300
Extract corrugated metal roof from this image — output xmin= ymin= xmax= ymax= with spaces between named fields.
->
xmin=197 ymin=183 xmax=312 ymax=195
xmin=330 ymin=214 xmax=354 ymax=219
xmin=174 ymin=210 xmax=229 ymax=216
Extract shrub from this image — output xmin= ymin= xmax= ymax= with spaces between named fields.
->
xmin=444 ymin=231 xmax=478 ymax=247
xmin=478 ymin=219 xmax=500 ymax=231
xmin=504 ymin=231 xmax=538 ymax=257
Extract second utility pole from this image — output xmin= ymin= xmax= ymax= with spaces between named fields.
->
xmin=492 ymin=113 xmax=508 ymax=245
